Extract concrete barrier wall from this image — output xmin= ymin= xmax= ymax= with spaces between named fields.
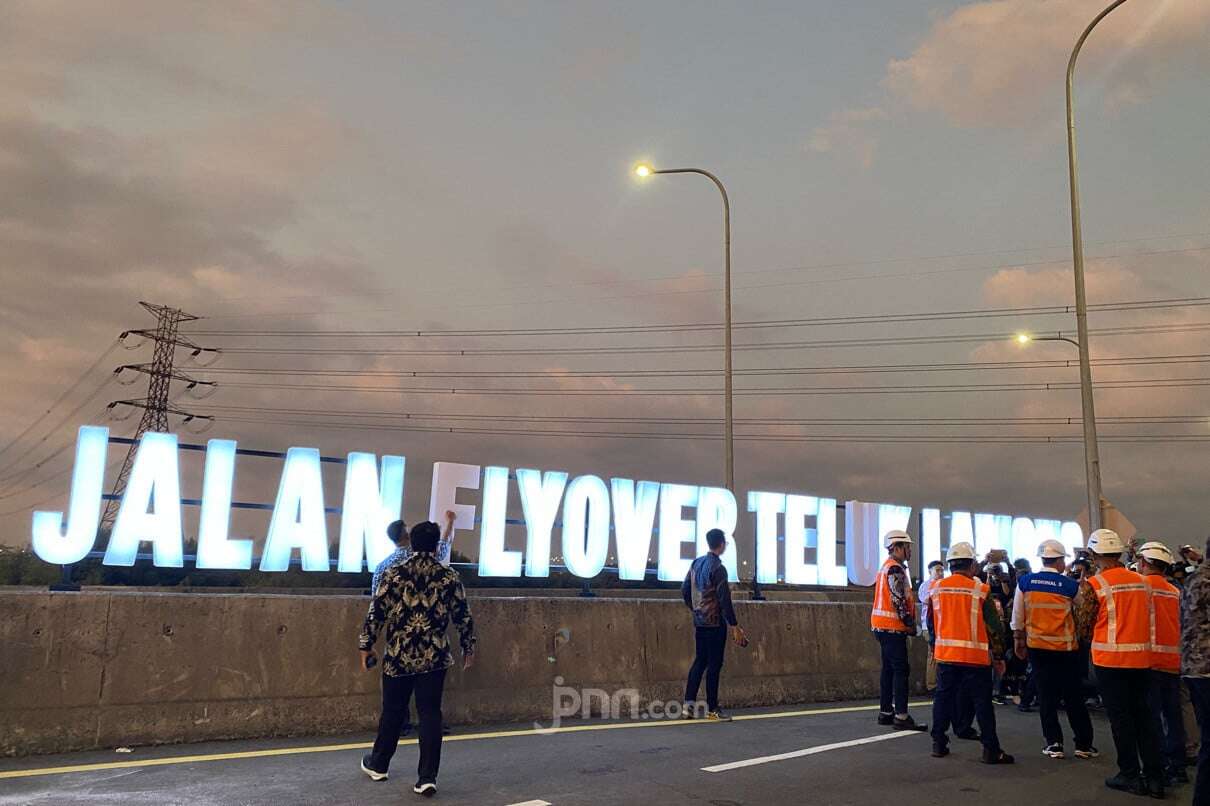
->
xmin=0 ymin=590 xmax=925 ymax=757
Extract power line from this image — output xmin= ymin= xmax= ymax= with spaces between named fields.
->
xmin=0 ymin=340 xmax=119 ymax=465
xmin=211 ymin=413 xmax=1210 ymax=445
xmin=0 ymin=377 xmax=116 ymax=478
xmin=190 ymin=353 xmax=1210 ymax=381
xmin=206 ymin=321 xmax=1210 ymax=358
xmin=194 ymin=404 xmax=1207 ymax=428
xmin=184 ymin=295 xmax=1210 ymax=339
xmin=212 ymin=375 xmax=1210 ymax=397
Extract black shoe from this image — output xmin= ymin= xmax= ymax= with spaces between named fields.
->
xmin=956 ymin=728 xmax=981 ymax=741
xmin=1105 ymin=774 xmax=1142 ymax=795
xmin=1147 ymin=778 xmax=1166 ymax=800
xmin=893 ymin=715 xmax=928 ymax=732
xmin=360 ymin=754 xmax=388 ymax=782
xmin=981 ymin=748 xmax=1015 ymax=765
xmin=991 ymin=695 xmax=1009 ymax=706
xmin=931 ymin=743 xmax=950 ymax=758
xmin=1074 ymin=746 xmax=1099 ymax=759
xmin=1017 ymin=704 xmax=1034 ymax=713
xmin=1042 ymin=743 xmax=1065 ymax=759
xmin=413 ymin=781 xmax=437 ymax=797
xmin=877 ymin=712 xmax=894 ymax=726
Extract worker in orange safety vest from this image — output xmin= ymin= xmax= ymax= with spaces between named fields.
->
xmin=925 ymin=541 xmax=1014 ymax=764
xmin=870 ymin=529 xmax=927 ymax=731
xmin=1138 ymin=541 xmax=1189 ymax=787
xmin=1011 ymin=538 xmax=1097 ymax=761
xmin=1074 ymin=528 xmax=1166 ymax=798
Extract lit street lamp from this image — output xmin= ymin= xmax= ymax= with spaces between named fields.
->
xmin=1065 ymin=0 xmax=1130 ymax=532
xmin=633 ymin=162 xmax=759 ymax=597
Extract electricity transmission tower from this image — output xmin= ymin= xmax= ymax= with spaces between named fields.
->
xmin=99 ymin=302 xmax=217 ymax=530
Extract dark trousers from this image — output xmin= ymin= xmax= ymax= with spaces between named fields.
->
xmin=875 ymin=631 xmax=910 ymax=716
xmin=1097 ymin=665 xmax=1164 ymax=783
xmin=1031 ymin=648 xmax=1094 ymax=750
xmin=1147 ymin=671 xmax=1187 ymax=774
xmin=931 ymin=662 xmax=1000 ymax=753
xmin=1187 ymin=678 xmax=1210 ymax=806
xmin=685 ymin=625 xmax=728 ymax=711
xmin=954 ymin=689 xmax=975 ymax=734
xmin=369 ymin=668 xmax=447 ymax=783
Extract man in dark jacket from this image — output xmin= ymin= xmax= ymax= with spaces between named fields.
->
xmin=682 ymin=528 xmax=747 ymax=721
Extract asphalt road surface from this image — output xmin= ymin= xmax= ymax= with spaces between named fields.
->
xmin=0 ymin=698 xmax=1196 ymax=805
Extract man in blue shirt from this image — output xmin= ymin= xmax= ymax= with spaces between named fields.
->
xmin=681 ymin=528 xmax=747 ymax=721
xmin=372 ymin=511 xmax=457 ymax=594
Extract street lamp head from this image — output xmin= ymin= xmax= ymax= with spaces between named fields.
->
xmin=633 ymin=162 xmax=654 ymax=178
xmin=1015 ymin=333 xmax=1032 ymax=345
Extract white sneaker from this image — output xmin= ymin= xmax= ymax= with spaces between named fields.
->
xmin=1074 ymin=746 xmax=1100 ymax=759
xmin=360 ymin=755 xmax=388 ymax=781
xmin=414 ymin=781 xmax=437 ymax=797
xmin=1042 ymin=743 xmax=1065 ymax=759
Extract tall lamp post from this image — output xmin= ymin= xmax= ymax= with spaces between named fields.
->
xmin=1065 ymin=0 xmax=1129 ymax=532
xmin=634 ymin=163 xmax=759 ymax=597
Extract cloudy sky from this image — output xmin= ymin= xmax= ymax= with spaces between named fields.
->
xmin=1 ymin=0 xmax=1207 ymax=566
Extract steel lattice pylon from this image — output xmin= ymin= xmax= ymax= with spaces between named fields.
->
xmin=100 ymin=302 xmax=201 ymax=530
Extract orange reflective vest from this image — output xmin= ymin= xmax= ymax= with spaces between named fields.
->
xmin=930 ymin=574 xmax=991 ymax=666
xmin=871 ymin=557 xmax=914 ymax=633
xmin=1020 ymin=571 xmax=1079 ymax=651
xmin=1145 ymin=574 xmax=1181 ymax=673
xmin=1088 ymin=567 xmax=1151 ymax=669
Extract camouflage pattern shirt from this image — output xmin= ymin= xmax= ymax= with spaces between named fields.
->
xmin=1182 ymin=562 xmax=1210 ymax=678
xmin=359 ymin=552 xmax=476 ymax=677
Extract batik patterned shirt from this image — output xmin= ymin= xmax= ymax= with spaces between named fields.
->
xmin=359 ymin=552 xmax=475 ymax=677
xmin=1182 ymin=562 xmax=1210 ymax=678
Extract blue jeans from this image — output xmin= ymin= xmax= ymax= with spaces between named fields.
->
xmin=931 ymin=663 xmax=1000 ymax=753
xmin=875 ymin=631 xmax=910 ymax=716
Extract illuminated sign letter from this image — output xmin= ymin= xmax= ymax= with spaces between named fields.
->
xmin=429 ymin=461 xmax=481 ymax=531
xmin=658 ymin=484 xmax=698 ymax=582
xmin=1010 ymin=517 xmax=1036 ymax=568
xmin=697 ymin=487 xmax=738 ymax=582
xmin=517 ymin=468 xmax=568 ymax=577
xmin=950 ymin=511 xmax=974 ymax=546
xmin=845 ymin=501 xmax=909 ymax=586
xmin=784 ymin=494 xmax=821 ymax=585
xmin=975 ymin=513 xmax=1012 ymax=558
xmin=611 ymin=478 xmax=660 ymax=581
xmin=921 ymin=508 xmax=942 ymax=572
xmin=105 ymin=432 xmax=184 ymax=567
xmin=196 ymin=439 xmax=252 ymax=570
xmin=260 ymin=447 xmax=329 ymax=572
xmin=31 ymin=425 xmax=108 ymax=565
xmin=1060 ymin=521 xmax=1084 ymax=557
xmin=747 ymin=491 xmax=786 ymax=585
xmin=815 ymin=497 xmax=844 ymax=586
xmin=562 ymin=475 xmax=610 ymax=578
xmin=478 ymin=466 xmax=520 ymax=577
xmin=337 ymin=453 xmax=405 ymax=573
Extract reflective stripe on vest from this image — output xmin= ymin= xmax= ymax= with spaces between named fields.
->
xmin=1089 ymin=568 xmax=1152 ymax=669
xmin=1023 ymin=589 xmax=1077 ymax=652
xmin=870 ymin=557 xmax=914 ymax=633
xmin=931 ymin=576 xmax=990 ymax=666
xmin=1145 ymin=575 xmax=1181 ymax=673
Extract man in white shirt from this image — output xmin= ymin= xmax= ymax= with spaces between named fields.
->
xmin=918 ymin=560 xmax=945 ymax=691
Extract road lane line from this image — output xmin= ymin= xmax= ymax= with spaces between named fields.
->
xmin=0 ymin=701 xmax=931 ymax=781
xmin=702 ymin=730 xmax=922 ymax=773
xmin=504 ymin=800 xmax=552 ymax=806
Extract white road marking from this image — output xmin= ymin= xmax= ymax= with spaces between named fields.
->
xmin=504 ymin=801 xmax=552 ymax=806
xmin=702 ymin=729 xmax=922 ymax=773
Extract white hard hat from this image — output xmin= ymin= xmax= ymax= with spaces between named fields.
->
xmin=1137 ymin=541 xmax=1175 ymax=565
xmin=884 ymin=529 xmax=913 ymax=549
xmin=946 ymin=541 xmax=976 ymax=562
xmin=1037 ymin=539 xmax=1068 ymax=560
xmin=1087 ymin=528 xmax=1124 ymax=555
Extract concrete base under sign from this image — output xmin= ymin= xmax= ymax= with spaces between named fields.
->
xmin=0 ymin=590 xmax=924 ymax=757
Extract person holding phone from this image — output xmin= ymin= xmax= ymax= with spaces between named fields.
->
xmin=682 ymin=528 xmax=747 ymax=721
xmin=358 ymin=521 xmax=476 ymax=798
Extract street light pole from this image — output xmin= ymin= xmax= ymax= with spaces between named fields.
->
xmin=1065 ymin=0 xmax=1129 ymax=532
xmin=634 ymin=164 xmax=757 ymax=596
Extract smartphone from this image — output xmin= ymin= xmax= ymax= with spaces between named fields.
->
xmin=365 ymin=654 xmax=378 ymax=670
